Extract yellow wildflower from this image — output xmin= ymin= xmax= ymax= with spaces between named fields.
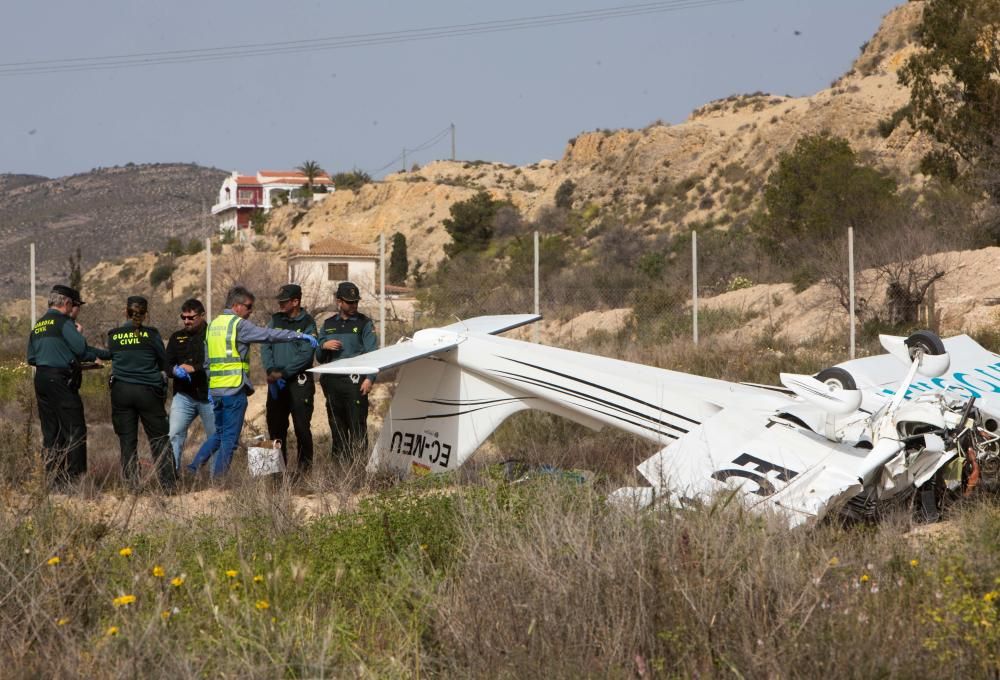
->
xmin=160 ymin=610 xmax=171 ymax=621
xmin=860 ymin=574 xmax=870 ymax=583
xmin=112 ymin=594 xmax=136 ymax=608
xmin=253 ymin=574 xmax=264 ymax=584
xmin=151 ymin=566 xmax=165 ymax=578
xmin=225 ymin=569 xmax=238 ymax=579
xmin=106 ymin=626 xmax=120 ymax=637
xmin=46 ymin=556 xmax=60 ymax=566
xmin=910 ymin=559 xmax=919 ymax=568
xmin=56 ymin=617 xmax=69 ymax=626
xmin=984 ymin=591 xmax=999 ymax=603
xmin=118 ymin=547 xmax=133 ymax=558
xmin=255 ymin=600 xmax=270 ymax=610
xmin=828 ymin=557 xmax=839 ymax=567
xmin=170 ymin=576 xmax=185 ymax=587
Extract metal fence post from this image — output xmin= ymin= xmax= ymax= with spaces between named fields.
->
xmin=533 ymin=230 xmax=539 ymax=344
xmin=205 ymin=237 xmax=212 ymax=319
xmin=379 ymin=232 xmax=386 ymax=348
xmin=848 ymin=226 xmax=855 ymax=360
xmin=692 ymin=230 xmax=699 ymax=345
xmin=30 ymin=243 xmax=37 ymax=327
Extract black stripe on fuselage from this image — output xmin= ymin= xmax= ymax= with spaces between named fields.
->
xmin=499 ymin=355 xmax=701 ymax=426
xmin=416 ymin=397 xmax=523 ymax=407
xmin=492 ymin=368 xmax=688 ymax=438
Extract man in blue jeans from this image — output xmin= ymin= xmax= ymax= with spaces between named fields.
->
xmin=166 ymin=298 xmax=215 ymax=470
xmin=188 ymin=286 xmax=319 ymax=478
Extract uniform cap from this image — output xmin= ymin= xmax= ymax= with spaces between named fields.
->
xmin=127 ymin=295 xmax=148 ymax=309
xmin=275 ymin=284 xmax=302 ymax=302
xmin=336 ymin=281 xmax=360 ymax=302
xmin=52 ymin=285 xmax=84 ymax=305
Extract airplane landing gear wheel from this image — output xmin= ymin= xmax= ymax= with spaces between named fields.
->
xmin=814 ymin=367 xmax=857 ymax=391
xmin=905 ymin=330 xmax=946 ymax=358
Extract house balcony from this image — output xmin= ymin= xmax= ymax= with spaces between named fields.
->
xmin=211 ymin=199 xmax=263 ymax=215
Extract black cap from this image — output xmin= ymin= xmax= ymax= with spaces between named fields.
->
xmin=127 ymin=295 xmax=148 ymax=310
xmin=275 ymin=284 xmax=302 ymax=302
xmin=336 ymin=281 xmax=360 ymax=302
xmin=52 ymin=285 xmax=84 ymax=305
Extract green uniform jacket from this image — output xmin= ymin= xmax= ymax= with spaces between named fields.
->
xmin=316 ymin=312 xmax=377 ymax=383
xmin=107 ymin=322 xmax=168 ymax=387
xmin=27 ymin=308 xmax=108 ymax=368
xmin=261 ymin=309 xmax=317 ymax=378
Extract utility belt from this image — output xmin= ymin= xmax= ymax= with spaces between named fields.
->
xmin=36 ymin=364 xmax=82 ymax=390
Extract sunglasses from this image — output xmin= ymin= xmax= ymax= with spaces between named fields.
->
xmin=180 ymin=314 xmax=201 ymax=321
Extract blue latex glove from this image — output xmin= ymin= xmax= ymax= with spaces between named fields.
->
xmin=207 ymin=395 xmax=214 ymax=405
xmin=267 ymin=378 xmax=286 ymax=400
xmin=299 ymin=333 xmax=320 ymax=349
xmin=172 ymin=365 xmax=191 ymax=381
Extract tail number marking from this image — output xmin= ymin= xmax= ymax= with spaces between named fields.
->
xmin=390 ymin=431 xmax=452 ymax=468
xmin=711 ymin=453 xmax=799 ymax=498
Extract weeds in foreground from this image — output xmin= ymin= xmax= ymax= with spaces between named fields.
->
xmin=2 ymin=479 xmax=1000 ymax=677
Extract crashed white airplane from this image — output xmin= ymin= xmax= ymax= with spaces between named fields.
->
xmin=311 ymin=315 xmax=1000 ymax=527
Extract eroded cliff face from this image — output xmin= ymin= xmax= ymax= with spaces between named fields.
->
xmin=279 ymin=2 xmax=929 ymax=275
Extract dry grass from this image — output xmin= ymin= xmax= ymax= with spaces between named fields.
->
xmin=1 ymin=327 xmax=999 ymax=676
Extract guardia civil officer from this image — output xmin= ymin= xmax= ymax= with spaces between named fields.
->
xmin=188 ymin=285 xmax=319 ymax=478
xmin=27 ymin=285 xmax=109 ymax=487
xmin=262 ymin=284 xmax=317 ymax=474
xmin=317 ymin=281 xmax=377 ymax=462
xmin=107 ymin=296 xmax=174 ymax=492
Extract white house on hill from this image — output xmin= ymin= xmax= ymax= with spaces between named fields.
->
xmin=211 ymin=170 xmax=334 ymax=232
xmin=288 ymin=235 xmax=378 ymax=306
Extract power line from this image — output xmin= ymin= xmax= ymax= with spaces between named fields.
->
xmin=367 ymin=126 xmax=453 ymax=175
xmin=0 ymin=0 xmax=740 ymax=77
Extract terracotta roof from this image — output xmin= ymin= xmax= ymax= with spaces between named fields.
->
xmin=235 ymin=175 xmax=261 ymax=186
xmin=291 ymin=237 xmax=377 ymax=258
xmin=258 ymin=170 xmax=333 ymax=184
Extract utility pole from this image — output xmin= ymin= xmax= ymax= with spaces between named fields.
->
xmin=402 ymin=148 xmax=406 ymax=173
xmin=450 ymin=122 xmax=456 ymax=161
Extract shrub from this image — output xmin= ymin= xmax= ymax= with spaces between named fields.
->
xmin=332 ymin=170 xmax=373 ymax=192
xmin=149 ymin=260 xmax=176 ymax=288
xmin=554 ymin=179 xmax=576 ymax=209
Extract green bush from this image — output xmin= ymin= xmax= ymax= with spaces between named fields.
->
xmin=149 ymin=260 xmax=176 ymax=288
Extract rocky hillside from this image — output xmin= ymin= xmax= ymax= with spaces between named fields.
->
xmin=0 ymin=163 xmax=228 ymax=298
xmin=31 ymin=2 xmax=943 ymax=335
xmin=284 ymin=2 xmax=927 ymax=272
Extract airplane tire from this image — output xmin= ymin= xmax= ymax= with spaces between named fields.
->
xmin=814 ymin=367 xmax=857 ymax=391
xmin=905 ymin=330 xmax=946 ymax=357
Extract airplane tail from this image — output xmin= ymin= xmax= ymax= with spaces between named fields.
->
xmin=367 ymin=357 xmax=534 ymax=475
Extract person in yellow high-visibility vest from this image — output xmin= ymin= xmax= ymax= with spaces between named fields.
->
xmin=187 ymin=286 xmax=318 ymax=478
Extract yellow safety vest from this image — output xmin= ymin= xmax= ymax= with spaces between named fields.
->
xmin=206 ymin=313 xmax=248 ymax=389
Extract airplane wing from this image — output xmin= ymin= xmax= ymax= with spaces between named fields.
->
xmin=310 ymin=314 xmax=541 ymax=377
xmin=438 ymin=313 xmax=541 ymax=335
xmin=835 ymin=334 xmax=1000 ymax=412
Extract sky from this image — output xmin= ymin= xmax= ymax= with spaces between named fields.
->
xmin=1 ymin=0 xmax=902 ymax=179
